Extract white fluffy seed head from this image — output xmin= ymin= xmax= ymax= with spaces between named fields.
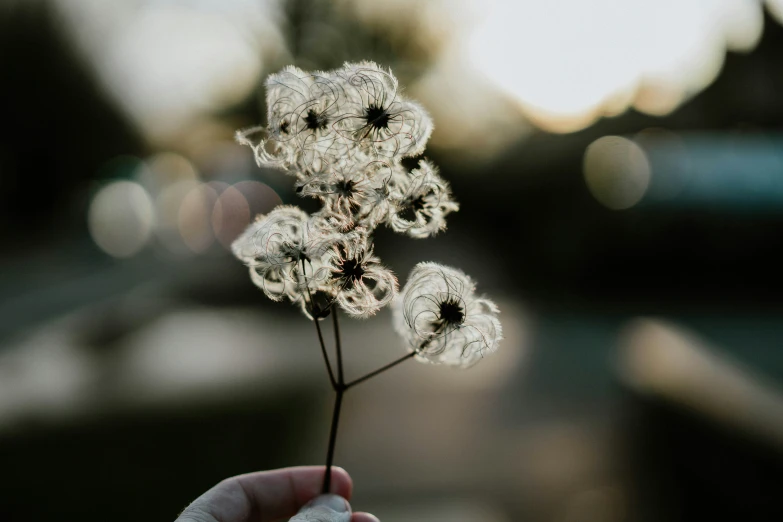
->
xmin=237 ymin=61 xmax=434 ymax=174
xmin=318 ymin=230 xmax=399 ymax=318
xmin=393 ymin=262 xmax=502 ymax=367
xmin=233 ymin=63 xmax=471 ymax=329
xmin=231 ymin=205 xmax=318 ymax=302
xmin=386 ymin=160 xmax=459 ymax=239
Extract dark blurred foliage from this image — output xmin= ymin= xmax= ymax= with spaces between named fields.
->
xmin=0 ymin=1 xmax=144 ymax=253
xmin=626 ymin=394 xmax=783 ymax=522
xmin=0 ymin=392 xmax=319 ymax=521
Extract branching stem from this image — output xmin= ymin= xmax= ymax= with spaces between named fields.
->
xmin=345 ymin=351 xmax=416 ymax=390
xmin=313 ymin=317 xmax=337 ymax=390
xmin=303 ymin=258 xmax=337 ymax=390
xmin=319 ymin=309 xmax=415 ymax=493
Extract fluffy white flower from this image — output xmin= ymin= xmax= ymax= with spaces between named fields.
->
xmin=393 ymin=262 xmax=502 ymax=367
xmin=387 ymin=160 xmax=459 ymax=238
xmin=298 ymin=159 xmax=400 ymax=230
xmin=237 ymin=62 xmax=434 ymax=175
xmin=238 ymin=66 xmax=352 ymax=173
xmin=231 ymin=206 xmax=330 ymax=304
xmin=318 ymin=230 xmax=398 ymax=318
xmin=333 ymin=61 xmax=433 ymax=159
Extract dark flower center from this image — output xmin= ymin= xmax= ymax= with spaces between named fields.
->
xmin=339 ymin=257 xmax=365 ymax=283
xmin=306 ymin=290 xmax=334 ymax=319
xmin=335 ymin=179 xmax=363 ymax=212
xmin=438 ymin=298 xmax=464 ymax=326
xmin=336 ymin=179 xmax=356 ymax=197
xmin=280 ymin=242 xmax=307 ymax=262
xmin=304 ymin=109 xmax=329 ymax=131
xmin=399 ymin=194 xmax=427 ymax=222
xmin=364 ymin=103 xmax=390 ymax=130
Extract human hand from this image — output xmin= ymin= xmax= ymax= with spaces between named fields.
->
xmin=176 ymin=466 xmax=378 ymax=522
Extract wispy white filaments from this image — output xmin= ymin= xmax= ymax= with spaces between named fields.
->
xmin=387 ymin=160 xmax=459 ymax=238
xmin=393 ymin=262 xmax=502 ymax=368
xmin=318 ymin=230 xmax=398 ymax=318
xmin=236 ymin=61 xmax=433 ymax=175
xmin=333 ymin=61 xmax=433 ymax=159
xmin=233 ymin=60 xmax=501 ymax=367
xmin=231 ymin=206 xmax=326 ymax=303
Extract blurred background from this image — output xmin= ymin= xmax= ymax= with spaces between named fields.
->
xmin=2 ymin=0 xmax=783 ymax=520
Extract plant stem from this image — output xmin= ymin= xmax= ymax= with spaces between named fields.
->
xmin=313 ymin=316 xmax=337 ymax=390
xmin=321 ymin=385 xmax=344 ymax=493
xmin=319 ymin=310 xmax=415 ymax=492
xmin=323 ymin=308 xmax=346 ymax=493
xmin=302 ymin=258 xmax=337 ymax=389
xmin=344 ymin=352 xmax=416 ymax=390
xmin=332 ymin=309 xmax=345 ymax=385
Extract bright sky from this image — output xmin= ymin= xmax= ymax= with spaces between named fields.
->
xmin=469 ymin=0 xmax=766 ymax=132
xmin=55 ymin=0 xmax=779 ymax=141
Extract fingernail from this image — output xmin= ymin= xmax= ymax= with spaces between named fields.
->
xmin=309 ymin=494 xmax=350 ymax=513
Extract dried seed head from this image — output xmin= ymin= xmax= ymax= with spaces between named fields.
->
xmin=393 ymin=262 xmax=502 ymax=367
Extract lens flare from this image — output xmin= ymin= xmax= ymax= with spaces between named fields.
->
xmin=583 ymin=136 xmax=651 ymax=210
xmin=88 ymin=181 xmax=154 ymax=258
xmin=178 ymin=183 xmax=219 ymax=253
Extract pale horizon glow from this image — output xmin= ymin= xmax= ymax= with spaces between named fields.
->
xmin=469 ymin=0 xmax=764 ymax=133
xmin=55 ymin=0 xmax=285 ymax=144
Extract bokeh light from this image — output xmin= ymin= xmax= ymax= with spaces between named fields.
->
xmin=583 ymin=136 xmax=651 ymax=210
xmin=212 ymin=186 xmax=250 ymax=249
xmin=633 ymin=128 xmax=691 ymax=201
xmin=141 ymin=152 xmax=199 ymax=192
xmin=618 ymin=319 xmax=783 ymax=448
xmin=55 ymin=0 xmax=284 ymax=143
xmin=469 ymin=0 xmax=764 ymax=132
xmin=154 ymin=179 xmax=202 ymax=256
xmin=106 ymin=5 xmax=261 ymax=140
xmin=766 ymin=0 xmax=783 ymax=26
xmin=88 ymin=181 xmax=154 ymax=258
xmin=412 ymin=55 xmax=531 ymax=160
xmin=178 ymin=183 xmax=220 ymax=254
xmin=212 ymin=181 xmax=283 ymax=249
xmin=233 ymin=180 xmax=283 ymax=218
xmin=337 ymin=0 xmax=479 ymax=59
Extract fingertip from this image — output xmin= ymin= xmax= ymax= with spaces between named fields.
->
xmin=230 ymin=466 xmax=354 ymax=521
xmin=329 ymin=466 xmax=353 ymax=500
xmin=282 ymin=465 xmax=352 ymax=504
xmin=307 ymin=494 xmax=351 ymax=513
xmin=352 ymin=512 xmax=380 ymax=522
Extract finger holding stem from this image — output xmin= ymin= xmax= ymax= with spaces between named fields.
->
xmin=324 ymin=308 xmax=346 ymax=494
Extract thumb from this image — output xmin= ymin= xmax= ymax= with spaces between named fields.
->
xmin=289 ymin=494 xmax=352 ymax=522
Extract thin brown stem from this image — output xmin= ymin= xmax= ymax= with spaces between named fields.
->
xmin=344 ymin=351 xmax=416 ymax=390
xmin=332 ymin=309 xmax=345 ymax=385
xmin=320 ymin=308 xmax=414 ymax=493
xmin=321 ymin=386 xmax=344 ymax=494
xmin=313 ymin=317 xmax=337 ymax=390
xmin=322 ymin=307 xmax=346 ymax=493
xmin=302 ymin=258 xmax=337 ymax=390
